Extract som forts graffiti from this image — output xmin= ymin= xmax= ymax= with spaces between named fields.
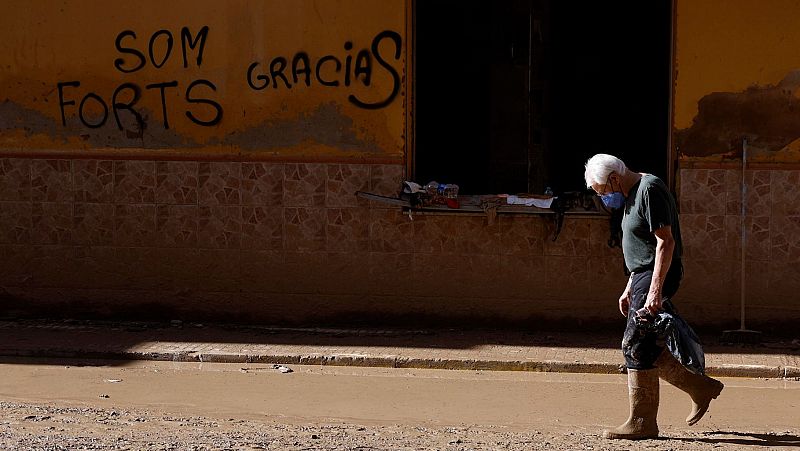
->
xmin=55 ymin=26 xmax=403 ymax=136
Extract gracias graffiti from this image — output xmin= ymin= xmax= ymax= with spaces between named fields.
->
xmin=246 ymin=30 xmax=402 ymax=110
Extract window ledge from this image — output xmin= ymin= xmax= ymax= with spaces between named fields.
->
xmin=357 ymin=192 xmax=608 ymax=218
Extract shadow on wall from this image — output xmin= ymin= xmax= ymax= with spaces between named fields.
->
xmin=676 ymin=70 xmax=800 ymax=160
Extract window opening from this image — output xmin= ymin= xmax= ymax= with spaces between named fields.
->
xmin=412 ymin=0 xmax=673 ymax=195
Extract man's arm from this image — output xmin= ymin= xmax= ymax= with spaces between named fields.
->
xmin=645 ymin=225 xmax=675 ymax=315
xmin=619 ymin=273 xmax=634 ymax=316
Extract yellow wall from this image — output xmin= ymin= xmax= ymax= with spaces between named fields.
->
xmin=0 ymin=0 xmax=406 ymax=162
xmin=675 ymin=0 xmax=800 ymax=162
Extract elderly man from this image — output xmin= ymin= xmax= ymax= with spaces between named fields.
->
xmin=584 ymin=154 xmax=724 ymax=440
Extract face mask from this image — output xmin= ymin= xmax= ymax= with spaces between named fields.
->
xmin=601 ymin=192 xmax=625 ymax=209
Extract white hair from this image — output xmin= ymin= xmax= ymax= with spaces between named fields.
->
xmin=584 ymin=154 xmax=628 ymax=188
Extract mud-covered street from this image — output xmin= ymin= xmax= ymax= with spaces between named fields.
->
xmin=0 ymin=359 xmax=798 ymax=450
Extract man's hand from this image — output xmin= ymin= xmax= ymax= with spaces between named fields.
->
xmin=644 ymin=291 xmax=662 ymax=316
xmin=618 ymin=290 xmax=631 ymax=317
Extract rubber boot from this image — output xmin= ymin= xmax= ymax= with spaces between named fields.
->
xmin=655 ymin=351 xmax=724 ymax=426
xmin=602 ymin=368 xmax=660 ymax=440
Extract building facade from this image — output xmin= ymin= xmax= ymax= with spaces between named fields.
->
xmin=0 ymin=0 xmax=797 ymax=332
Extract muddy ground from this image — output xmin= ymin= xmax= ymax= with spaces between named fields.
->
xmin=1 ymin=360 xmax=797 ymax=450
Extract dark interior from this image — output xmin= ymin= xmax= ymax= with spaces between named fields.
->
xmin=413 ymin=0 xmax=673 ymax=195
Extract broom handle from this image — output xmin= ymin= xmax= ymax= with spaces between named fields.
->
xmin=740 ymin=139 xmax=747 ymax=331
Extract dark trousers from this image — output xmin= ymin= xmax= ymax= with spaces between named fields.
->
xmin=622 ymin=263 xmax=682 ymax=370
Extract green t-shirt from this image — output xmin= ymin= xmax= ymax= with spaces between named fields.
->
xmin=621 ymin=174 xmax=682 ymax=274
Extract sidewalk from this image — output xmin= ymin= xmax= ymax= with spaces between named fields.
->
xmin=0 ymin=319 xmax=798 ymax=378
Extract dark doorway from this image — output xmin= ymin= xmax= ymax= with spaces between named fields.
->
xmin=413 ymin=0 xmax=673 ymax=195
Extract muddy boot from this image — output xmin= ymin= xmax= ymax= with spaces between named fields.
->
xmin=602 ymin=368 xmax=659 ymax=440
xmin=655 ymin=351 xmax=724 ymax=426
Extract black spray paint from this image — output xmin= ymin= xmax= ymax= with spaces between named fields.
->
xmin=57 ymin=26 xmax=401 ymax=136
xmin=247 ymin=30 xmax=402 ymax=110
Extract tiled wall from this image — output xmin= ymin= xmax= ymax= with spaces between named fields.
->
xmin=0 ymin=157 xmax=628 ymax=327
xmin=678 ymin=168 xmax=800 ymax=328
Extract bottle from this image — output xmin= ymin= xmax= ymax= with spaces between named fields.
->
xmin=424 ymin=181 xmax=439 ymax=197
xmin=444 ymin=184 xmax=459 ymax=199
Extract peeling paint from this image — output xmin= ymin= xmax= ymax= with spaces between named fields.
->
xmin=0 ymin=0 xmax=405 ymax=161
xmin=676 ymin=71 xmax=800 ymax=159
xmin=216 ymin=102 xmax=381 ymax=153
xmin=0 ymin=99 xmax=200 ymax=149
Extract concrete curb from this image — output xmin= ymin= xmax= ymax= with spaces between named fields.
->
xmin=1 ymin=348 xmax=793 ymax=379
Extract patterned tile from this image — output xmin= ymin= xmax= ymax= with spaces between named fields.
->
xmin=326 ymin=164 xmax=370 ymax=207
xmin=198 ymin=162 xmax=241 ymax=205
xmin=545 ymin=256 xmax=590 ymax=300
xmin=499 ymin=215 xmax=545 ymax=256
xmin=368 ymin=208 xmax=414 ymax=253
xmin=198 ymin=206 xmax=242 ymax=249
xmin=587 ymin=256 xmax=630 ymax=300
xmin=31 ymin=160 xmax=72 ymax=202
xmin=0 ymin=201 xmax=31 ymax=244
xmin=588 ymin=217 xmax=623 ymax=257
xmin=453 ymin=216 xmax=500 ymax=255
xmin=326 ymin=208 xmax=369 ymax=252
xmin=192 ymin=249 xmax=242 ymax=291
xmin=69 ymin=246 xmax=121 ymax=289
xmin=770 ymin=170 xmax=800 ymax=217
xmin=768 ymin=260 xmax=800 ymax=302
xmin=682 ymin=214 xmax=726 ymax=260
xmin=156 ymin=161 xmax=198 ymax=205
xmin=114 ymin=204 xmax=156 ymax=247
xmin=284 ymin=252 xmax=370 ymax=295
xmin=737 ymin=259 xmax=771 ymax=306
xmin=745 ymin=216 xmax=770 ymax=261
xmin=113 ymin=247 xmax=197 ymax=291
xmin=678 ymin=169 xmax=726 ymax=215
xmin=724 ymin=169 xmax=743 ymax=216
xmin=155 ymin=205 xmax=198 ymax=248
xmin=0 ymin=158 xmax=30 ymax=201
xmin=284 ymin=207 xmax=326 ymax=252
xmin=72 ymin=203 xmax=114 ymax=245
xmin=412 ymin=215 xmax=458 ymax=254
xmin=113 ymin=161 xmax=155 ymax=203
xmin=155 ymin=205 xmax=199 ymax=248
xmin=725 ymin=215 xmax=772 ymax=262
xmin=743 ymin=170 xmax=771 ymax=217
xmin=680 ymin=259 xmax=736 ymax=304
xmin=241 ymin=206 xmax=283 ymax=250
xmin=770 ymin=215 xmax=800 ymax=263
xmin=724 ymin=215 xmax=743 ymax=261
xmin=368 ymin=252 xmax=413 ymax=295
xmin=543 ymin=219 xmax=590 ymax=256
xmin=31 ymin=202 xmax=73 ymax=245
xmin=408 ymin=253 xmax=452 ymax=297
xmin=27 ymin=245 xmax=79 ymax=288
xmin=498 ymin=254 xmax=548 ymax=299
xmin=239 ymin=250 xmax=287 ymax=293
xmin=241 ymin=162 xmax=283 ymax=206
xmin=284 ymin=163 xmax=326 ymax=207
xmin=73 ymin=160 xmax=113 ymax=203
xmin=369 ymin=164 xmax=404 ymax=200
xmin=411 ymin=253 xmax=499 ymax=298
xmin=0 ymin=244 xmax=36 ymax=286
xmin=149 ymin=248 xmax=200 ymax=291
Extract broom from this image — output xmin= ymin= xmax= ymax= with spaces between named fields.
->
xmin=721 ymin=138 xmax=762 ymax=343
